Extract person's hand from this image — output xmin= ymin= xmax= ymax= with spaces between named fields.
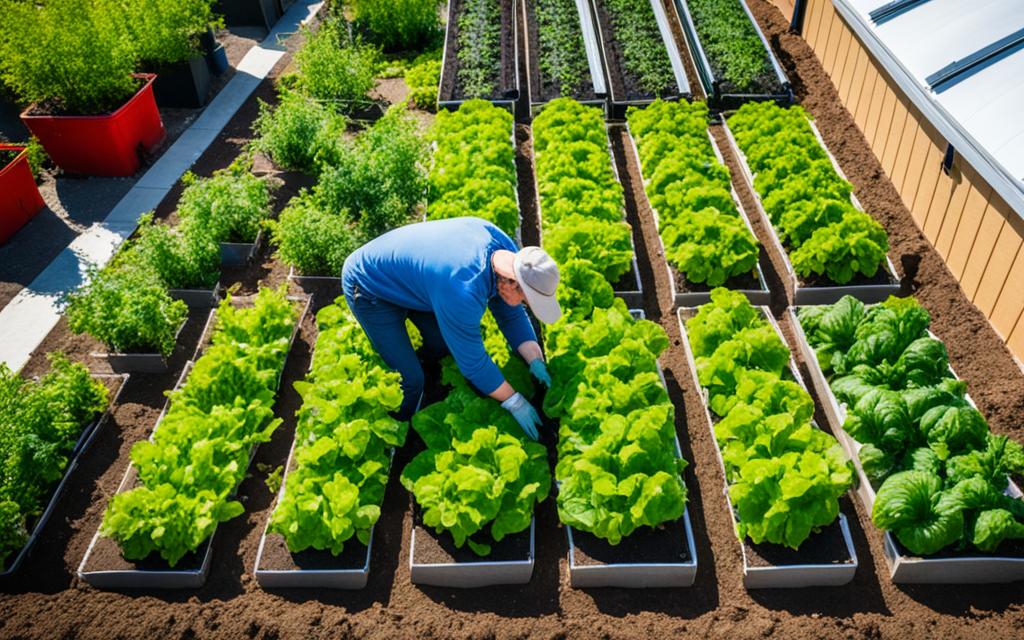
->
xmin=529 ymin=358 xmax=551 ymax=387
xmin=501 ymin=392 xmax=541 ymax=440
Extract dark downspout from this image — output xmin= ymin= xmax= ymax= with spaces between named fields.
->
xmin=791 ymin=0 xmax=808 ymax=33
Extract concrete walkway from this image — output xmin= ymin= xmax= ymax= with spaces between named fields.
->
xmin=0 ymin=2 xmax=322 ymax=372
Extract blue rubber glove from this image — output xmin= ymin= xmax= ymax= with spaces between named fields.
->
xmin=529 ymin=358 xmax=551 ymax=387
xmin=501 ymin=392 xmax=541 ymax=440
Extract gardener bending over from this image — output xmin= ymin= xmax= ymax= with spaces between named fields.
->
xmin=341 ymin=216 xmax=561 ymax=440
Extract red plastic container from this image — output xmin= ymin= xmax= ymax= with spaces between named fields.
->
xmin=20 ymin=73 xmax=166 ymax=177
xmin=0 ymin=144 xmax=46 ymax=244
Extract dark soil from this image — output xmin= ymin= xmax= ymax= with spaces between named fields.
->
xmin=412 ymin=505 xmax=533 ymax=565
xmin=0 ymin=148 xmax=20 ymax=167
xmin=2 ymin=1 xmax=1024 ymax=638
xmin=439 ymin=0 xmax=518 ymax=103
xmin=591 ymin=0 xmax=680 ymax=103
xmin=612 ymin=260 xmax=641 ymax=294
xmin=83 ymin=511 xmax=209 ymax=575
xmin=743 ymin=517 xmax=853 ymax=568
xmin=522 ymin=0 xmax=599 ymax=104
xmin=572 ymin=518 xmax=691 ymax=566
xmin=259 ymin=534 xmax=370 ymax=572
xmin=798 ymin=262 xmax=897 ymax=288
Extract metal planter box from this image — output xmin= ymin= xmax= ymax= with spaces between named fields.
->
xmin=677 ymin=305 xmax=859 ymax=588
xmin=589 ymin=0 xmax=691 ymax=118
xmin=93 ymin=318 xmax=188 ymax=374
xmin=673 ymin=0 xmax=792 ymax=108
xmin=409 ymin=518 xmax=535 ymax=588
xmin=721 ymin=118 xmax=901 ymax=305
xmin=622 ymin=121 xmax=771 ymax=307
xmin=0 ymin=375 xmax=126 ymax=577
xmin=220 ymin=229 xmax=263 ymax=267
xmin=786 ymin=307 xmax=1024 ymax=584
xmin=438 ymin=0 xmax=520 ymax=112
xmin=286 ymin=266 xmax=341 ymax=290
xmin=168 ymin=282 xmax=221 ymax=309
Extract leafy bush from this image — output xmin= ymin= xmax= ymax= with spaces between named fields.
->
xmin=118 ymin=213 xmax=220 ymax=290
xmin=456 ymin=0 xmax=502 ymax=98
xmin=0 ymin=0 xmax=138 ymax=114
xmin=535 ymin=0 xmax=591 ymax=96
xmin=270 ymin=300 xmax=407 ymax=555
xmin=25 ymin=137 xmax=48 ymax=181
xmin=101 ymin=287 xmax=297 ymax=565
xmin=603 ymin=0 xmax=675 ymax=95
xmin=177 ymin=168 xmax=271 ymax=244
xmin=0 ymin=354 xmax=108 ymax=569
xmin=66 ymin=261 xmax=188 ymax=357
xmin=121 ymin=0 xmax=214 ymax=66
xmin=728 ymin=102 xmax=890 ymax=284
xmin=686 ymin=288 xmax=853 ymax=549
xmin=269 ymin=193 xmax=360 ymax=276
xmin=293 ymin=18 xmax=379 ymax=110
xmin=252 ymin=90 xmax=347 ymax=175
xmin=687 ymin=0 xmax=778 ymax=93
xmin=427 ymin=100 xmax=517 ymax=235
xmin=404 ymin=49 xmax=442 ymax=110
xmin=628 ymin=100 xmax=759 ymax=286
xmin=351 ymin=0 xmax=441 ymax=52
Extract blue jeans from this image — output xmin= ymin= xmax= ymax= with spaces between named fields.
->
xmin=343 ymin=282 xmax=449 ymax=420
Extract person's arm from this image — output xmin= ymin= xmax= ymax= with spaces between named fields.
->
xmin=435 ymin=299 xmax=508 ymax=396
xmin=488 ymin=297 xmax=541 ymax=362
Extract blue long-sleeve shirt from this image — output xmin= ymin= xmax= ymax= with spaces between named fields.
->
xmin=342 ymin=217 xmax=538 ymax=394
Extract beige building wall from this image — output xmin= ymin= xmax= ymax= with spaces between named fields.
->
xmin=766 ymin=0 xmax=795 ymax=21
xmin=798 ymin=0 xmax=1024 ymax=361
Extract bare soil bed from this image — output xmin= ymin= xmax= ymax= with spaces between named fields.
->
xmin=0 ymin=2 xmax=1023 ymax=638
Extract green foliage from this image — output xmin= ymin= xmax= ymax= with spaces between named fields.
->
xmin=66 ymin=261 xmax=188 ymax=357
xmin=351 ymin=0 xmax=441 ymax=52
xmin=269 ymin=299 xmax=407 ymax=555
xmin=0 ymin=0 xmax=137 ymax=114
xmin=177 ymin=168 xmax=271 ymax=244
xmin=729 ymin=102 xmax=890 ymax=284
xmin=101 ymin=287 xmax=297 ymax=565
xmin=0 ymin=354 xmax=108 ymax=569
xmin=270 ymin=193 xmax=360 ymax=276
xmin=687 ymin=0 xmax=778 ymax=93
xmin=118 ymin=213 xmax=220 ymax=290
xmin=535 ymin=0 xmax=591 ymax=96
xmin=24 ymin=137 xmax=48 ymax=181
xmin=121 ymin=0 xmax=214 ymax=66
xmin=603 ymin=0 xmax=676 ymax=95
xmin=252 ymin=91 xmax=348 ymax=175
xmin=404 ymin=49 xmax=442 ymax=110
xmin=293 ymin=18 xmax=379 ymax=110
xmin=533 ymin=99 xmax=632 ymax=285
xmin=456 ymin=0 xmax=502 ymax=98
xmin=428 ymin=100 xmax=518 ymax=235
xmin=686 ymin=288 xmax=852 ymax=549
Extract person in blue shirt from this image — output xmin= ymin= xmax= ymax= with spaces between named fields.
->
xmin=341 ymin=217 xmax=561 ymax=440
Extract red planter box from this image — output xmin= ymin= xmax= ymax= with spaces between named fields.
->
xmin=20 ymin=73 xmax=166 ymax=177
xmin=0 ymin=144 xmax=45 ymax=244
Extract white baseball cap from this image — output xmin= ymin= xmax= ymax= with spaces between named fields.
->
xmin=513 ymin=246 xmax=561 ymax=324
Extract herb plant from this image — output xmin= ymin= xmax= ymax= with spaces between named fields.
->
xmin=292 ymin=18 xmax=379 ymax=111
xmin=686 ymin=0 xmax=779 ymax=94
xmin=121 ymin=0 xmax=215 ymax=66
xmin=686 ymin=288 xmax=853 ymax=549
xmin=404 ymin=49 xmax=442 ymax=110
xmin=534 ymin=0 xmax=591 ymax=97
xmin=602 ymin=0 xmax=675 ymax=96
xmin=728 ymin=102 xmax=890 ymax=284
xmin=627 ymin=100 xmax=759 ymax=286
xmin=118 ymin=213 xmax=220 ymax=290
xmin=351 ymin=0 xmax=442 ymax=52
xmin=456 ymin=0 xmax=502 ymax=99
xmin=177 ymin=167 xmax=271 ymax=244
xmin=252 ymin=91 xmax=347 ymax=176
xmin=0 ymin=354 xmax=108 ymax=570
xmin=798 ymin=295 xmax=1024 ymax=555
xmin=100 ymin=287 xmax=298 ymax=565
xmin=428 ymin=100 xmax=518 ymax=236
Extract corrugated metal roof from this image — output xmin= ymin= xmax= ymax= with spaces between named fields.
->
xmin=836 ymin=0 xmax=1024 ymax=217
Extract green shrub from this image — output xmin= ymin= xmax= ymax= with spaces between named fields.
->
xmin=293 ymin=19 xmax=379 ymax=111
xmin=177 ymin=168 xmax=271 ymax=243
xmin=0 ymin=0 xmax=137 ymax=114
xmin=351 ymin=0 xmax=441 ymax=52
xmin=252 ymin=91 xmax=347 ymax=175
xmin=315 ymin=106 xmax=427 ymax=239
xmin=121 ymin=0 xmax=215 ymax=66
xmin=118 ymin=213 xmax=220 ymax=290
xmin=404 ymin=49 xmax=441 ymax=110
xmin=269 ymin=193 xmax=360 ymax=276
xmin=66 ymin=262 xmax=189 ymax=356
xmin=24 ymin=137 xmax=48 ymax=181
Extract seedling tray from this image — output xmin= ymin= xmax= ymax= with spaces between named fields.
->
xmin=409 ymin=511 xmax=535 ymax=588
xmin=92 ymin=318 xmax=188 ymax=374
xmin=721 ymin=118 xmax=901 ymax=305
xmin=590 ymin=0 xmax=691 ymax=118
xmin=786 ymin=307 xmax=1024 ymax=583
xmin=673 ymin=0 xmax=792 ymax=108
xmin=168 ymin=282 xmax=222 ymax=309
xmin=677 ymin=305 xmax=859 ymax=588
xmin=0 ymin=374 xmax=126 ymax=577
xmin=220 ymin=229 xmax=263 ymax=267
xmin=438 ymin=0 xmax=520 ymax=111
xmin=522 ymin=0 xmax=608 ymax=116
xmin=623 ymin=122 xmax=771 ymax=307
